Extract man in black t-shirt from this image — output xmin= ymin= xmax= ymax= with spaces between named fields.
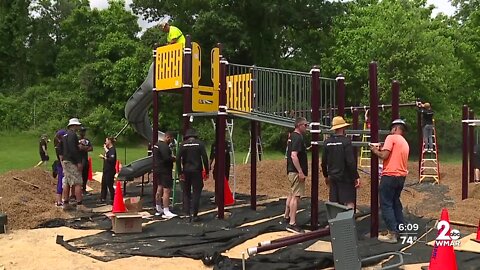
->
xmin=322 ymin=116 xmax=360 ymax=209
xmin=78 ymin=127 xmax=93 ymax=195
xmin=284 ymin=117 xmax=309 ymax=234
xmin=35 ymin=134 xmax=50 ymax=168
xmin=154 ymin=131 xmax=178 ymax=218
xmin=62 ymin=118 xmax=89 ymax=212
xmin=177 ymin=129 xmax=209 ymax=222
xmin=417 ymin=102 xmax=435 ymax=152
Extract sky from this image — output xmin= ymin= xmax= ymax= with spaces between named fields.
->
xmin=89 ymin=0 xmax=457 ymax=30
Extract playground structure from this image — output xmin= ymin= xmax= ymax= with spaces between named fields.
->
xmin=118 ymin=35 xmax=442 ymax=239
xmin=461 ymin=105 xmax=480 ymax=200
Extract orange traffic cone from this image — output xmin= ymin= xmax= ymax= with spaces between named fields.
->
xmin=87 ymin=157 xmax=93 ymax=181
xmin=224 ymin=177 xmax=235 ymax=206
xmin=115 ymin=160 xmax=122 ymax=173
xmin=112 ymin=181 xmax=126 ymax=213
xmin=473 ymin=219 xmax=480 ymax=243
xmin=428 ymin=208 xmax=458 ymax=270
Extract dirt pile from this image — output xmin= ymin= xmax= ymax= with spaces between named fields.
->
xmin=0 ymin=168 xmax=70 ymax=230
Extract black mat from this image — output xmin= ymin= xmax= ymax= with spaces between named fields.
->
xmin=49 ymin=181 xmax=479 ymax=269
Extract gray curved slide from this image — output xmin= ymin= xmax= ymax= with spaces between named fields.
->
xmin=117 ymin=63 xmax=164 ymax=181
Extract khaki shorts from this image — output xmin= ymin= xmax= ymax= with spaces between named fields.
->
xmin=62 ymin=160 xmax=82 ymax=187
xmin=288 ymin=172 xmax=305 ymax=197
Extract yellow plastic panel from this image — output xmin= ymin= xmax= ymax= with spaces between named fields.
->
xmin=155 ymin=43 xmax=183 ymax=91
xmin=227 ymin=73 xmax=251 ymax=113
xmin=211 ymin=48 xmax=220 ymax=91
xmin=192 ymin=86 xmax=219 ymax=112
xmin=192 ymin=42 xmax=201 ymax=89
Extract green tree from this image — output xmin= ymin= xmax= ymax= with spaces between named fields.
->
xmin=324 ymin=0 xmax=465 ymax=153
xmin=0 ymin=0 xmax=31 ymax=91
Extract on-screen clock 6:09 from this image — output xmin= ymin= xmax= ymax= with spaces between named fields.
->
xmin=398 ymin=223 xmax=419 ymax=232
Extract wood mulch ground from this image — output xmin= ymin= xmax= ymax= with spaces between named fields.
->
xmin=1 ymin=160 xmax=479 ymax=230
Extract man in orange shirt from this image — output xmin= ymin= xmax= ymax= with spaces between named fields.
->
xmin=370 ymin=119 xmax=409 ymax=243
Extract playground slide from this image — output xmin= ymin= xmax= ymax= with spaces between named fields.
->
xmin=117 ymin=63 xmax=163 ymax=181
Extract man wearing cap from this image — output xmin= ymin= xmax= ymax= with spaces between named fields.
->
xmin=370 ymin=119 xmax=410 ymax=243
xmin=35 ymin=134 xmax=50 ymax=168
xmin=321 ymin=116 xmax=360 ymax=209
xmin=417 ymin=102 xmax=435 ymax=152
xmin=158 ymin=22 xmax=185 ymax=45
xmin=79 ymin=127 xmax=93 ymax=195
xmin=284 ymin=117 xmax=309 ymax=234
xmin=176 ymin=128 xmax=209 ymax=222
xmin=62 ymin=118 xmax=88 ymax=212
xmin=153 ymin=131 xmax=178 ymax=218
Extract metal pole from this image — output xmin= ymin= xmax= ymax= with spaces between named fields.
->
xmin=417 ymin=103 xmax=422 ymax=179
xmin=152 ymin=47 xmax=159 ymax=206
xmin=469 ymin=110 xmax=475 ymax=183
xmin=462 ymin=105 xmax=469 ymax=200
xmin=336 ymin=74 xmax=345 ymax=117
xmin=310 ymin=66 xmax=320 ymax=230
xmin=352 ymin=108 xmax=359 ymax=212
xmin=250 ymin=120 xmax=257 ymax=210
xmin=391 ymin=80 xmax=400 ymax=120
xmin=258 ymin=227 xmax=330 ymax=246
xmin=216 ymin=57 xmax=228 ymax=219
xmin=152 ymin=87 xmax=159 ymax=206
xmin=247 ymin=228 xmax=330 ymax=256
xmin=369 ymin=62 xmax=379 ymax=238
xmin=182 ymin=36 xmax=193 ymax=135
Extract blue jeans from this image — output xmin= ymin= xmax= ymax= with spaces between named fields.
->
xmin=379 ymin=175 xmax=405 ymax=233
xmin=423 ymin=124 xmax=434 ymax=150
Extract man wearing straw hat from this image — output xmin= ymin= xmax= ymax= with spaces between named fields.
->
xmin=321 ymin=116 xmax=360 ymax=210
xmin=62 ymin=118 xmax=89 ymax=212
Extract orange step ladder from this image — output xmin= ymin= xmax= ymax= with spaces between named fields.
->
xmin=419 ymin=124 xmax=440 ymax=184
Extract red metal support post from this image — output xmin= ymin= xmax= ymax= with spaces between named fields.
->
xmin=310 ymin=66 xmax=320 ymax=229
xmin=336 ymin=74 xmax=345 ymax=117
xmin=152 ymin=47 xmax=159 ymax=206
xmin=250 ymin=120 xmax=257 ymax=210
xmin=369 ymin=62 xmax=379 ymax=238
xmin=469 ymin=110 xmax=475 ymax=183
xmin=462 ymin=105 xmax=469 ymax=200
xmin=216 ymin=56 xmax=228 ymax=219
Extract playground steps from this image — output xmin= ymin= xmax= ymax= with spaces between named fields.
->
xmin=359 ymin=122 xmax=371 ymax=168
xmin=419 ymin=125 xmax=440 ymax=184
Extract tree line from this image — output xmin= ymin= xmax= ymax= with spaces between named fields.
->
xmin=1 ymin=0 xmax=479 ymax=154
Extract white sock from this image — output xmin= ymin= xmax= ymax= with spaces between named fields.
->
xmin=163 ymin=207 xmax=170 ymax=213
xmin=156 ymin=204 xmax=163 ymax=212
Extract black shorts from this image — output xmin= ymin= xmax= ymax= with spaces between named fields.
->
xmin=40 ymin=152 xmax=49 ymax=162
xmin=158 ymin=174 xmax=173 ymax=189
xmin=329 ymin=179 xmax=356 ymax=205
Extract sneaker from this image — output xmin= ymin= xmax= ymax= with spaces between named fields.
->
xmin=55 ymin=202 xmax=63 ymax=207
xmin=162 ymin=211 xmax=178 ymax=219
xmin=286 ymin=223 xmax=305 ymax=234
xmin=283 ymin=216 xmax=290 ymax=224
xmin=155 ymin=210 xmax=164 ymax=216
xmin=378 ymin=231 xmax=398 ymax=244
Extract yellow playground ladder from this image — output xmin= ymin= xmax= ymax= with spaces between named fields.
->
xmin=359 ymin=122 xmax=371 ymax=168
xmin=419 ymin=124 xmax=440 ymax=184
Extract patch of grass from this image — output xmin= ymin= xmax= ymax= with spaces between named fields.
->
xmin=0 ymin=132 xmax=40 ymax=173
xmin=0 ymin=132 xmax=287 ymax=174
